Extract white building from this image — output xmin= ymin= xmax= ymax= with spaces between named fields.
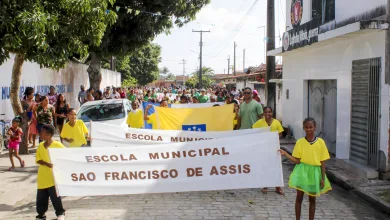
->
xmin=268 ymin=0 xmax=389 ymax=177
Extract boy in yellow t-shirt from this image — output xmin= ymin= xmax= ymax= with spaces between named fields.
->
xmin=126 ymin=101 xmax=144 ymax=128
xmin=36 ymin=124 xmax=66 ymax=220
xmin=61 ymin=108 xmax=89 ymax=147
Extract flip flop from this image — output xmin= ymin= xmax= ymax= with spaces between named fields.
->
xmin=21 ymin=161 xmax=25 ymax=168
xmin=261 ymin=188 xmax=268 ymax=194
xmin=7 ymin=167 xmax=14 ymax=171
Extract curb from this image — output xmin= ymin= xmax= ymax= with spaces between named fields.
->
xmin=280 ymin=146 xmax=390 ymax=215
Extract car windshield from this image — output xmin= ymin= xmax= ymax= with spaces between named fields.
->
xmin=77 ymin=103 xmax=125 ymax=122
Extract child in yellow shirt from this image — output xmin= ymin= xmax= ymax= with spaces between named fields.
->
xmin=252 ymin=106 xmax=284 ymax=195
xmin=279 ymin=117 xmax=331 ymax=220
xmin=36 ymin=124 xmax=66 ymax=220
xmin=126 ymin=101 xmax=144 ymax=128
xmin=61 ymin=108 xmax=89 ymax=147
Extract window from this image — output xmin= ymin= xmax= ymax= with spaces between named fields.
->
xmin=312 ymin=0 xmax=335 ymax=24
xmin=77 ymin=103 xmax=125 ymax=122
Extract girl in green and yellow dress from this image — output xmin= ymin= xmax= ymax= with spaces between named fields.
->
xmin=279 ymin=117 xmax=332 ymax=220
xmin=252 ymin=106 xmax=284 ymax=195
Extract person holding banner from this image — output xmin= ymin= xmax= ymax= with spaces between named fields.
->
xmin=36 ymin=124 xmax=66 ymax=220
xmin=61 ymin=109 xmax=89 ymax=147
xmin=279 ymin=117 xmax=332 ymax=220
xmin=199 ymin=89 xmax=209 ymax=103
xmin=144 ymin=100 xmax=169 ymax=129
xmin=237 ymin=87 xmax=263 ymax=130
xmin=252 ymin=106 xmax=284 ymax=195
xmin=126 ymin=101 xmax=144 ymax=128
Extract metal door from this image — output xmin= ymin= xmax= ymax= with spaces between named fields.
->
xmin=350 ymin=58 xmax=380 ymax=168
xmin=308 ymin=80 xmax=337 ymax=154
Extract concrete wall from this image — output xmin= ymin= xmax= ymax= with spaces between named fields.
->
xmin=0 ymin=55 xmax=121 ymax=121
xmin=282 ymin=31 xmax=388 ymax=169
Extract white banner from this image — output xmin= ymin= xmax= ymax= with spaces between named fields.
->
xmin=91 ymin=122 xmax=270 ymax=147
xmin=171 ymin=102 xmax=225 ymax=108
xmin=49 ymin=132 xmax=284 ymax=196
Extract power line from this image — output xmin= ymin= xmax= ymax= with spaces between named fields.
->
xmin=210 ymin=0 xmax=259 ymax=58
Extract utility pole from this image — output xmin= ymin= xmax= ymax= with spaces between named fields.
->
xmin=266 ymin=0 xmax=276 ymax=117
xmin=233 ymin=41 xmax=237 ymax=75
xmin=179 ymin=59 xmax=187 ymax=88
xmin=227 ymin=56 xmax=230 ymax=75
xmin=386 ymin=0 xmax=390 ymax=84
xmin=192 ymin=30 xmax=210 ymax=89
xmin=243 ymin=49 xmax=246 ymax=72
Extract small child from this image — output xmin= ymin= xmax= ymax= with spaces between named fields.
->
xmin=279 ymin=117 xmax=332 ymax=220
xmin=7 ymin=116 xmax=25 ymax=171
xmin=36 ymin=124 xmax=66 ymax=220
xmin=126 ymin=101 xmax=144 ymax=129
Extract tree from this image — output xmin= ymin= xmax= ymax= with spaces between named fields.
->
xmin=86 ymin=0 xmax=211 ymax=90
xmin=0 ymin=0 xmax=116 ymax=154
xmin=102 ymin=43 xmax=161 ymax=85
xmin=160 ymin=66 xmax=170 ymax=75
xmin=121 ymin=77 xmax=138 ymax=88
xmin=188 ymin=67 xmax=215 ymax=88
xmin=166 ymin=73 xmax=175 ymax=80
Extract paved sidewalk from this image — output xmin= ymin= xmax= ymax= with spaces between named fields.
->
xmin=0 ymin=160 xmax=389 ymax=220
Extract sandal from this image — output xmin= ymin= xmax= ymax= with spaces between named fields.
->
xmin=21 ymin=161 xmax=25 ymax=168
xmin=8 ymin=167 xmax=14 ymax=171
xmin=275 ymin=187 xmax=285 ymax=196
xmin=261 ymin=188 xmax=268 ymax=194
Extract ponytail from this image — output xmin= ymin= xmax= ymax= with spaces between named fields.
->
xmin=12 ymin=115 xmax=23 ymax=123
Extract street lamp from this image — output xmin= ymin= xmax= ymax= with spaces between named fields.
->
xmin=258 ymin=26 xmax=266 ymax=65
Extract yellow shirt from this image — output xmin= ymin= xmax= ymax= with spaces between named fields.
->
xmin=36 ymin=141 xmax=65 ymax=189
xmin=126 ymin=109 xmax=144 ymax=128
xmin=292 ymin=138 xmax=330 ymax=166
xmin=60 ymin=120 xmax=89 ymax=147
xmin=147 ymin=113 xmax=157 ymax=129
xmin=252 ymin=118 xmax=284 ymax=133
xmin=233 ymin=114 xmax=237 ymax=127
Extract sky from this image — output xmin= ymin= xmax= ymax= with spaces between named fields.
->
xmin=153 ymin=0 xmax=286 ymax=76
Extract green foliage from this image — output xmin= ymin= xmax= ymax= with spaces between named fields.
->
xmin=107 ymin=43 xmax=161 ymax=86
xmin=122 ymin=76 xmax=138 ymax=87
xmin=160 ymin=66 xmax=170 ymax=75
xmin=165 ymin=73 xmax=175 ymax=80
xmin=0 ymin=0 xmax=117 ymax=68
xmin=95 ymin=0 xmax=210 ymax=57
xmin=186 ymin=66 xmax=215 ymax=88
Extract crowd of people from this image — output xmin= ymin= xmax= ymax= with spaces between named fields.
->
xmin=4 ymin=84 xmax=331 ymax=220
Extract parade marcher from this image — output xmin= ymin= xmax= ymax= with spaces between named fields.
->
xmin=126 ymin=101 xmax=144 ymax=128
xmin=119 ymin=88 xmax=126 ymax=99
xmin=104 ymin=86 xmax=111 ymax=99
xmin=34 ymin=96 xmax=55 ymax=143
xmin=231 ymin=99 xmax=240 ymax=130
xmin=192 ymin=96 xmax=199 ymax=104
xmin=180 ymin=95 xmax=188 ymax=104
xmin=22 ymin=87 xmax=35 ymax=146
xmin=279 ymin=117 xmax=332 ymax=220
xmin=237 ymin=87 xmax=263 ymax=129
xmin=47 ymin=86 xmax=57 ymax=105
xmin=84 ymin=88 xmax=95 ymax=103
xmin=94 ymin=90 xmax=103 ymax=100
xmin=127 ymin=89 xmax=137 ymax=102
xmin=110 ymin=87 xmax=120 ymax=99
xmin=144 ymin=90 xmax=151 ymax=102
xmin=7 ymin=116 xmax=25 ymax=171
xmin=35 ymin=124 xmax=66 ymax=220
xmin=55 ymin=94 xmax=70 ymax=142
xmin=61 ymin=108 xmax=89 ymax=148
xmin=144 ymin=100 xmax=169 ymax=129
xmin=199 ymin=89 xmax=209 ymax=103
xmin=78 ymin=85 xmax=86 ymax=105
xmin=252 ymin=106 xmax=284 ymax=195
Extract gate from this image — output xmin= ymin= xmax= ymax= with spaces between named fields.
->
xmin=308 ymin=80 xmax=337 ymax=154
xmin=350 ymin=58 xmax=380 ymax=168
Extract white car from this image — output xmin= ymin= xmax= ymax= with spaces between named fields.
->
xmin=77 ymin=99 xmax=132 ymax=133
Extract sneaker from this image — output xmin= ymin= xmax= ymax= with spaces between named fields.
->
xmin=57 ymin=215 xmax=65 ymax=220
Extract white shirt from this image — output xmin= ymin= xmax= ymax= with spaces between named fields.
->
xmin=110 ymin=92 xmax=120 ymax=99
